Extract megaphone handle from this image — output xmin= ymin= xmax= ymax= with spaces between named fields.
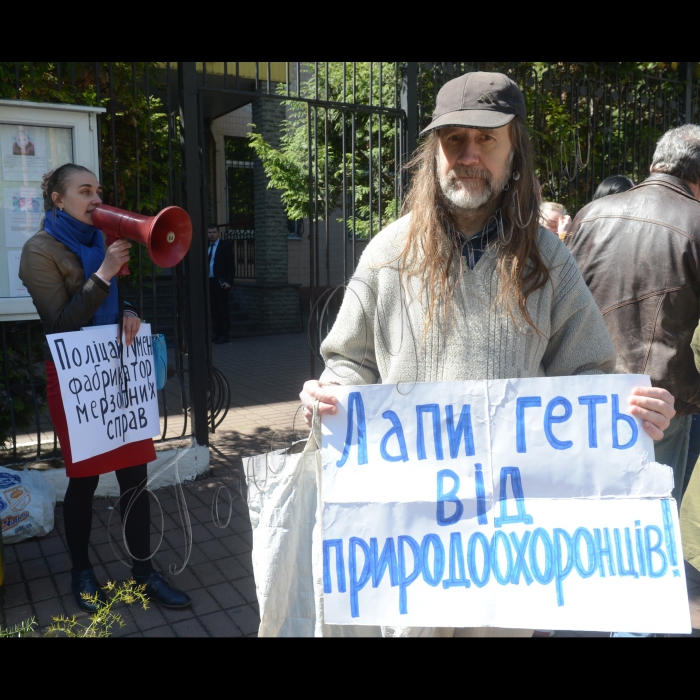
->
xmin=105 ymin=233 xmax=130 ymax=277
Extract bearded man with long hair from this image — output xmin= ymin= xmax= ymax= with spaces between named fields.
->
xmin=299 ymin=72 xmax=676 ymax=638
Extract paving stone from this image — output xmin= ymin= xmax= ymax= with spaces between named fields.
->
xmin=227 ymin=604 xmax=260 ymax=636
xmin=46 ymin=553 xmax=72 ymax=575
xmin=208 ymin=582 xmax=246 ymax=609
xmin=691 ymin=606 xmax=700 ymax=631
xmin=214 ymin=555 xmax=249 ymax=581
xmin=192 ymin=561 xmax=227 ymax=587
xmin=3 ymin=545 xmax=17 ymax=564
xmin=60 ymin=594 xmax=89 ymax=619
xmin=94 ymin=542 xmax=122 ymax=564
xmin=172 ymin=618 xmax=209 ymax=637
xmin=199 ymin=610 xmax=243 ymax=637
xmin=187 ymin=587 xmax=221 ymax=615
xmin=160 ymin=604 xmax=196 ymax=624
xmin=38 ymin=536 xmax=67 ymax=557
xmin=104 ymin=561 xmax=132 ymax=584
xmin=129 ymin=601 xmax=168 ymax=631
xmin=159 ymin=566 xmax=201 ymax=593
xmin=219 ymin=534 xmax=251 ymax=556
xmin=198 ymin=539 xmax=230 ymax=562
xmin=188 ymin=506 xmax=211 ymax=525
xmin=2 ymin=563 xmax=22 ymax=586
xmin=28 ymin=577 xmax=58 ymax=602
xmin=190 ymin=523 xmax=216 ymax=544
xmin=143 ymin=624 xmax=177 ymax=637
xmin=90 ymin=525 xmax=112 ymax=545
xmin=54 ymin=572 xmax=73 ymax=597
xmin=33 ymin=597 xmax=67 ymax=628
xmin=110 ymin=609 xmax=141 ymax=638
xmin=233 ymin=576 xmax=258 ymax=604
xmin=2 ymin=604 xmax=34 ymax=632
xmin=19 ymin=557 xmax=49 ymax=580
xmin=13 ymin=540 xmax=42 ymax=561
xmin=236 ymin=551 xmax=254 ymax=575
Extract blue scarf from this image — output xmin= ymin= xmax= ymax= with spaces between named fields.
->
xmin=43 ymin=210 xmax=120 ymax=326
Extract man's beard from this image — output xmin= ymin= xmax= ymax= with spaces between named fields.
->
xmin=439 ymin=156 xmax=513 ymax=212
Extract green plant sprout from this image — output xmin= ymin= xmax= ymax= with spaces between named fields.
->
xmin=0 ymin=618 xmax=37 ymax=638
xmin=0 ymin=580 xmax=149 ymax=638
xmin=45 ymin=580 xmax=149 ymax=638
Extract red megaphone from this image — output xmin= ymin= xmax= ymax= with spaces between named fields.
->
xmin=92 ymin=204 xmax=193 ymax=276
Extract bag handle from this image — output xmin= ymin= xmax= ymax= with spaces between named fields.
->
xmin=307 ymin=400 xmax=322 ymax=452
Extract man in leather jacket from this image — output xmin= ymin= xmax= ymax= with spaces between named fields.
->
xmin=568 ymin=124 xmax=700 ymax=504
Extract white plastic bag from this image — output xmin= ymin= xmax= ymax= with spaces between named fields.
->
xmin=0 ymin=467 xmax=56 ymax=544
xmin=245 ymin=409 xmax=378 ymax=637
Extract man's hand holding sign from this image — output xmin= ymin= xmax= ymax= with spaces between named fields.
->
xmin=319 ymin=377 xmax=690 ymax=634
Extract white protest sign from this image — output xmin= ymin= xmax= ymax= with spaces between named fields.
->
xmin=48 ymin=324 xmax=160 ymax=463
xmin=321 ymin=375 xmax=691 ymax=634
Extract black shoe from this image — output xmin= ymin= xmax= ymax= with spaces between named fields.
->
xmin=71 ymin=569 xmax=107 ymax=613
xmin=214 ymin=337 xmax=228 ymax=345
xmin=133 ymin=571 xmax=191 ymax=609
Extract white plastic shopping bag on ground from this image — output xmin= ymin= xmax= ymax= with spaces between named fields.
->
xmin=245 ymin=408 xmax=379 ymax=637
xmin=0 ymin=467 xmax=56 ymax=544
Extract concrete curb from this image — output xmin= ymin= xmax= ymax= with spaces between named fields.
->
xmin=43 ymin=441 xmax=210 ymax=502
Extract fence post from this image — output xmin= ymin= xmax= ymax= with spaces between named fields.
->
xmin=679 ymin=62 xmax=694 ymax=125
xmin=178 ymin=62 xmax=209 ymax=448
xmin=401 ymin=62 xmax=419 ymax=160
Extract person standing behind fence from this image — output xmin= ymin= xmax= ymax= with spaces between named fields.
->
xmin=540 ymin=201 xmax=572 ymax=240
xmin=568 ymin=125 xmax=700 ymax=506
xmin=592 ymin=175 xmax=635 ymax=201
xmin=207 ymin=224 xmax=235 ymax=344
xmin=18 ymin=164 xmax=191 ymax=613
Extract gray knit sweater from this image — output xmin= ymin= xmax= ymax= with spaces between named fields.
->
xmin=320 ymin=215 xmax=616 ymax=386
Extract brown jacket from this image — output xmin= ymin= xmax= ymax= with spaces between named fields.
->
xmin=19 ymin=230 xmax=110 ymax=362
xmin=568 ymin=173 xmax=700 ymax=415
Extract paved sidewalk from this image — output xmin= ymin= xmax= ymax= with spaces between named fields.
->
xmin=2 ymin=332 xmax=700 ymax=637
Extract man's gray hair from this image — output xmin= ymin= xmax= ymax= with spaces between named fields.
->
xmin=651 ymin=124 xmax=700 ymax=184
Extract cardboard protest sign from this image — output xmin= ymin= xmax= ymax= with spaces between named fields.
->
xmin=321 ymin=375 xmax=691 ymax=634
xmin=48 ymin=324 xmax=160 ymax=463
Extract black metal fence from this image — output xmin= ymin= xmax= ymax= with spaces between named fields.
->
xmin=1 ymin=61 xmax=698 ymax=463
xmin=0 ymin=62 xmax=218 ymax=463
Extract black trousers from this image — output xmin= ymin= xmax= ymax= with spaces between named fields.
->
xmin=63 ymin=464 xmax=154 ymax=577
xmin=209 ymin=278 xmax=230 ymax=340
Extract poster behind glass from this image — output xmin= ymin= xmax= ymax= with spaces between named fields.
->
xmin=0 ymin=124 xmax=73 ymax=298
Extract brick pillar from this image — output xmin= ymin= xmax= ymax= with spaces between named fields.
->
xmin=235 ymin=93 xmax=300 ymax=334
xmin=252 ymin=96 xmax=287 ymax=285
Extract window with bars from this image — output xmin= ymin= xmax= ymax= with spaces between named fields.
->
xmin=225 ymin=136 xmax=254 ymax=232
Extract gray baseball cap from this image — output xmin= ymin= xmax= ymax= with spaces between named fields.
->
xmin=421 ymin=71 xmax=527 ymax=135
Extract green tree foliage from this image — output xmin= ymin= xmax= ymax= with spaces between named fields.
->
xmin=249 ymin=62 xmax=403 ymax=238
xmin=0 ymin=62 xmax=178 ymax=215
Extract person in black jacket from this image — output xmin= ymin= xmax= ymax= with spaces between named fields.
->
xmin=207 ymin=224 xmax=235 ymax=344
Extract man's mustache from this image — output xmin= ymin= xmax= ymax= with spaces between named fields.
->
xmin=447 ymin=167 xmax=492 ymax=183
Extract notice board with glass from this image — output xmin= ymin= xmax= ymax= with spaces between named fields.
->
xmin=0 ymin=100 xmax=105 ymax=321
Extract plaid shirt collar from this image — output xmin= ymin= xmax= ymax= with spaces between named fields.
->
xmin=460 ymin=218 xmax=501 ymax=270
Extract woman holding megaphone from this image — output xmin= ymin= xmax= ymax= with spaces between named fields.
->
xmin=19 ymin=163 xmax=191 ymax=612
